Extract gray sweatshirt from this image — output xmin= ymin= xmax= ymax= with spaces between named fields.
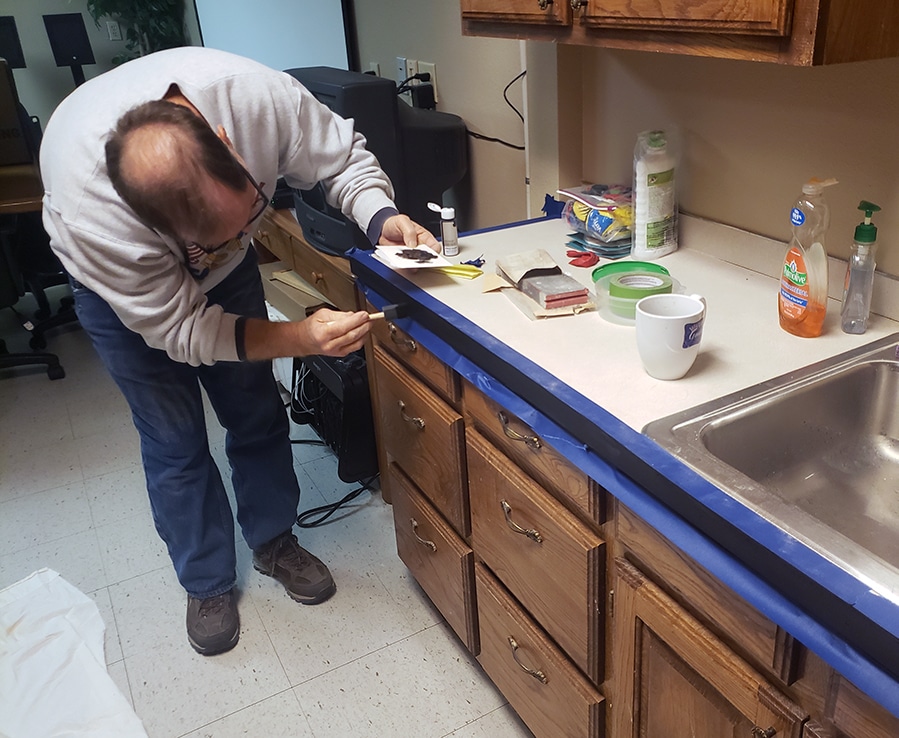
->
xmin=41 ymin=47 xmax=395 ymax=366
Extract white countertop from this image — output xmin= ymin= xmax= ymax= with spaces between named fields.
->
xmin=395 ymin=216 xmax=899 ymax=431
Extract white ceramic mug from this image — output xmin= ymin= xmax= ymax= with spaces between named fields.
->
xmin=635 ymin=293 xmax=706 ymax=380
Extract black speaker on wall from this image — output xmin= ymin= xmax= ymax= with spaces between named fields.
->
xmin=43 ymin=13 xmax=95 ymax=86
xmin=0 ymin=16 xmax=26 ymax=69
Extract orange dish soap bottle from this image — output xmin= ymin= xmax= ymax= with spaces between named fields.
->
xmin=778 ymin=177 xmax=837 ymax=337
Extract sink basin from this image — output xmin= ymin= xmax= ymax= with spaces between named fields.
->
xmin=644 ymin=332 xmax=899 ymax=607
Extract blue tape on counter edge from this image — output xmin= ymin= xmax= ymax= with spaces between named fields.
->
xmin=352 ymin=249 xmax=899 ymax=717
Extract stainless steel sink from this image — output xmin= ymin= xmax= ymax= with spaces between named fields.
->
xmin=643 ymin=333 xmax=899 ymax=606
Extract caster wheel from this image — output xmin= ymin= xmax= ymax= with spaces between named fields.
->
xmin=48 ymin=364 xmax=66 ymax=380
xmin=29 ymin=334 xmax=47 ymax=350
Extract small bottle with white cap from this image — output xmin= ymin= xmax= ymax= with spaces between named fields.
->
xmin=428 ymin=202 xmax=459 ymax=257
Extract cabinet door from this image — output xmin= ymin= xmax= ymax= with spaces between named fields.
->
xmin=583 ymin=0 xmax=793 ymax=35
xmin=461 ymin=0 xmax=571 ymax=26
xmin=611 ymin=558 xmax=807 ymax=738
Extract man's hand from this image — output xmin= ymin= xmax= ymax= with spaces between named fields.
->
xmin=378 ymin=214 xmax=440 ymax=251
xmin=242 ymin=309 xmax=371 ymax=361
xmin=298 ymin=308 xmax=372 ymax=357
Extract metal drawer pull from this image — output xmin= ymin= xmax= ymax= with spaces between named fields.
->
xmin=570 ymin=0 xmax=586 ymax=9
xmin=311 ymin=271 xmax=324 ymax=284
xmin=410 ymin=518 xmax=437 ymax=551
xmin=501 ymin=500 xmax=543 ymax=543
xmin=398 ymin=401 xmax=425 ymax=430
xmin=388 ymin=323 xmax=417 ymax=352
xmin=537 ymin=0 xmax=552 ymax=9
xmin=508 ymin=636 xmax=548 ymax=684
xmin=751 ymin=729 xmax=776 ymax=738
xmin=497 ymin=411 xmax=541 ymax=449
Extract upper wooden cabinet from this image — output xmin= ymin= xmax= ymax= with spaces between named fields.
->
xmin=582 ymin=0 xmax=792 ymax=35
xmin=460 ymin=0 xmax=571 ymax=26
xmin=461 ymin=0 xmax=899 ymax=65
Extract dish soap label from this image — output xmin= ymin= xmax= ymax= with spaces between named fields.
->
xmin=780 ymin=246 xmax=809 ymax=318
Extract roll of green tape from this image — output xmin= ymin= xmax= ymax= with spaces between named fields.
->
xmin=608 ymin=272 xmax=673 ymax=299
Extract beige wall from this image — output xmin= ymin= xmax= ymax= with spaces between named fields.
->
xmin=352 ymin=1 xmax=527 ymax=232
xmin=566 ymin=46 xmax=899 ymax=275
xmin=7 ymin=1 xmax=201 ymax=128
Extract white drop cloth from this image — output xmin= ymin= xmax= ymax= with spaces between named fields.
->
xmin=0 ymin=568 xmax=147 ymax=738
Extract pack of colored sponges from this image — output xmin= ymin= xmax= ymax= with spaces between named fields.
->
xmin=558 ymin=184 xmax=634 ymax=250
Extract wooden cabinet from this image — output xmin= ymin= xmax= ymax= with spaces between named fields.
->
xmin=461 ymin=0 xmax=899 ymax=66
xmin=611 ymin=557 xmax=807 ymax=737
xmin=360 ymin=288 xmax=899 ymax=738
xmin=254 ymin=209 xmax=358 ymax=311
xmin=585 ymin=0 xmax=792 ymax=34
xmin=460 ymin=0 xmax=571 ymax=26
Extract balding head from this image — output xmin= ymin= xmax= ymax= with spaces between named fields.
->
xmin=105 ymin=99 xmax=248 ymax=240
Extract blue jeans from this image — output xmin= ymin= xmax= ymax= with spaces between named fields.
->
xmin=71 ymin=249 xmax=300 ymax=598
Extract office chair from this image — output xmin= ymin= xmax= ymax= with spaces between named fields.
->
xmin=0 ymin=221 xmax=65 ymax=380
xmin=12 ymin=104 xmax=79 ymax=350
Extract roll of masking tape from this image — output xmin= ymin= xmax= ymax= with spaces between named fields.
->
xmin=608 ymin=272 xmax=673 ymax=299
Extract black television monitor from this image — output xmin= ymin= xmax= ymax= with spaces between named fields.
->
xmin=283 ymin=66 xmax=468 ymax=257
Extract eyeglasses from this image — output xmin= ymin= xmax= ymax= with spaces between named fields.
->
xmin=189 ymin=162 xmax=268 ymax=254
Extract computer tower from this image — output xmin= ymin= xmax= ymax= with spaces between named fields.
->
xmin=290 ymin=350 xmax=378 ymax=483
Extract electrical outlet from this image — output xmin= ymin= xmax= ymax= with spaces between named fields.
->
xmin=395 ymin=57 xmax=407 ymax=86
xmin=405 ymin=58 xmax=419 ymax=84
xmin=419 ymin=61 xmax=437 ymax=102
xmin=106 ymin=20 xmax=122 ymax=41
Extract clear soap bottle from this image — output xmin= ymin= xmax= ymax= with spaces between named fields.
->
xmin=841 ymin=200 xmax=881 ymax=334
xmin=632 ymin=130 xmax=677 ymax=260
xmin=778 ymin=178 xmax=837 ymax=337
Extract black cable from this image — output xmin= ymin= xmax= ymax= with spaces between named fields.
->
xmin=296 ymin=475 xmax=380 ymax=528
xmin=467 ymin=130 xmax=525 ymax=151
xmin=503 ymin=70 xmax=526 ymax=122
xmin=467 ymin=69 xmax=527 ymax=151
xmin=396 ymin=72 xmax=431 ymax=96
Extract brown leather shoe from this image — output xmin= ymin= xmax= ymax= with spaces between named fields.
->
xmin=253 ymin=531 xmax=336 ymax=604
xmin=186 ymin=589 xmax=239 ymax=655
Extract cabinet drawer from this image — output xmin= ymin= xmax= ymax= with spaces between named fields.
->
xmin=369 ymin=312 xmax=460 ymax=405
xmin=391 ymin=468 xmax=478 ymax=654
xmin=255 ymin=212 xmax=294 ymax=270
xmin=290 ymin=231 xmax=357 ymax=311
xmin=373 ymin=344 xmax=469 ymax=536
xmin=463 ymin=378 xmax=605 ymax=526
xmin=468 ymin=428 xmax=604 ymax=684
xmin=476 ymin=564 xmax=604 ymax=738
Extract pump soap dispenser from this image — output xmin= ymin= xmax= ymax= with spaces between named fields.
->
xmin=841 ymin=200 xmax=881 ymax=334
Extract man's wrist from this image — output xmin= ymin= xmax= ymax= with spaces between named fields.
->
xmin=366 ymin=206 xmax=399 ymax=245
